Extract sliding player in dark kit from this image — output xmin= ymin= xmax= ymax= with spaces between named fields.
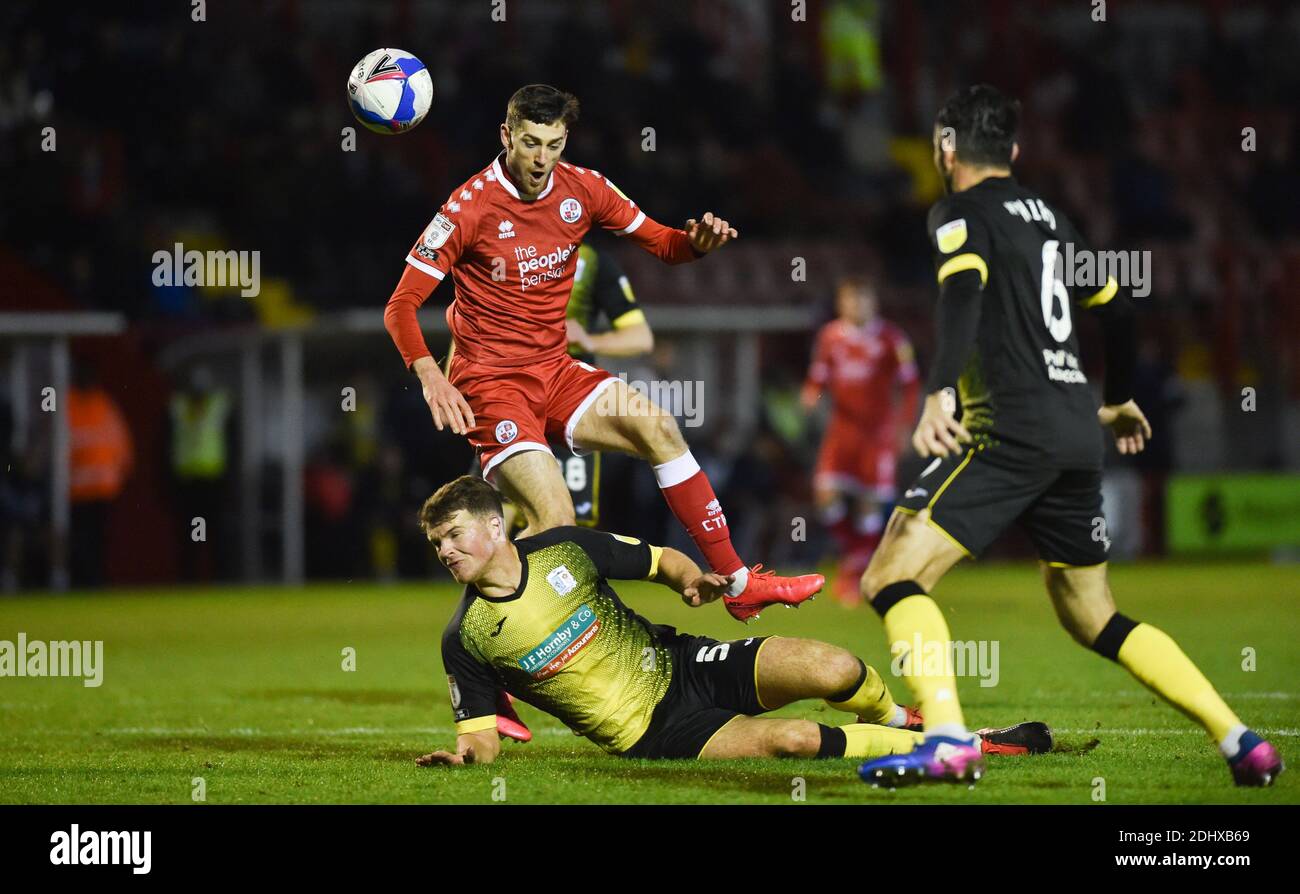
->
xmin=416 ymin=476 xmax=1049 ymax=765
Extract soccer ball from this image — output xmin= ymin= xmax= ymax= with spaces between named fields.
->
xmin=346 ymin=48 xmax=433 ymax=134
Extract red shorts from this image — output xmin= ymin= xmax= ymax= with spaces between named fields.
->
xmin=814 ymin=421 xmax=898 ymax=500
xmin=448 ymin=351 xmax=618 ymax=481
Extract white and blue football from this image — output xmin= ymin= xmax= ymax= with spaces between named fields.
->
xmin=347 ymin=48 xmax=433 ymax=134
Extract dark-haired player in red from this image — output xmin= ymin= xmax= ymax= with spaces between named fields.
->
xmin=803 ymin=277 xmax=919 ymax=605
xmin=384 ymin=84 xmax=824 ymax=623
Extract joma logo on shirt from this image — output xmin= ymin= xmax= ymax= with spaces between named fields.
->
xmin=517 ymin=604 xmax=599 ymax=679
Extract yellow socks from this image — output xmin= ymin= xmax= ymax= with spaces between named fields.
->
xmin=842 ymin=723 xmax=925 ymax=758
xmin=1095 ymin=614 xmax=1241 ymax=742
xmin=826 ymin=660 xmax=903 ymax=726
xmin=872 ymin=582 xmax=966 ymax=735
xmin=816 ymin=723 xmax=925 ymax=758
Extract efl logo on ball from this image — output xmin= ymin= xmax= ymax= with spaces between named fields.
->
xmin=495 ymin=420 xmax=518 ymax=444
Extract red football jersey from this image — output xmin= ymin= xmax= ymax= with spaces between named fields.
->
xmin=805 ymin=318 xmax=920 ymax=440
xmin=385 ymin=153 xmax=699 ymax=369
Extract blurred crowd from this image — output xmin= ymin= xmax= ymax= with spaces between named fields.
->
xmin=2 ymin=0 xmax=1298 ymax=586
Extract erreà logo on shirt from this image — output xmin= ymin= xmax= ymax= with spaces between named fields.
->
xmin=497 ymin=219 xmax=515 ymax=239
xmin=517 ymin=604 xmax=599 ymax=679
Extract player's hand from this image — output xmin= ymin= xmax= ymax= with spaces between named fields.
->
xmin=1098 ymin=399 xmax=1152 ymax=455
xmin=912 ymin=389 xmax=971 ymax=458
xmin=566 ymin=318 xmax=594 ymax=354
xmin=682 ymin=573 xmax=734 ymax=607
xmin=416 ymin=365 xmax=476 ymax=436
xmin=416 ymin=746 xmax=475 ymax=767
xmin=685 ymin=212 xmax=738 ymax=253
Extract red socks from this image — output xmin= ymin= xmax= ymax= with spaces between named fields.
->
xmin=653 ymin=451 xmax=745 ymax=578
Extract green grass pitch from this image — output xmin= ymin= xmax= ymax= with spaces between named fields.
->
xmin=1 ymin=561 xmax=1296 ymax=804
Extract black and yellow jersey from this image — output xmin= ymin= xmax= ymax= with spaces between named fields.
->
xmin=927 ymin=176 xmax=1118 ymax=468
xmin=566 ymin=240 xmax=644 ymax=364
xmin=442 ymin=526 xmax=675 ymax=754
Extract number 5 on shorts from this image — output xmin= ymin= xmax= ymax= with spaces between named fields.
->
xmin=695 ymin=643 xmax=731 ymax=663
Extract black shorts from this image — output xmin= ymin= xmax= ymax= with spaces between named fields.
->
xmin=895 ymin=442 xmax=1109 ymax=566
xmin=621 ymin=632 xmax=773 ymax=760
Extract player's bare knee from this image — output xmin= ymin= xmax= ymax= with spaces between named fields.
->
xmin=772 ymin=722 xmax=820 ymax=758
xmin=1043 ymin=563 xmax=1113 ymax=647
xmin=638 ymin=410 xmax=685 ymax=460
xmin=824 ymin=647 xmax=863 ymax=692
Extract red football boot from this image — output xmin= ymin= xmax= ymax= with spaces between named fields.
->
xmin=723 ymin=564 xmax=824 ymax=623
xmin=496 ymin=690 xmax=531 ymax=743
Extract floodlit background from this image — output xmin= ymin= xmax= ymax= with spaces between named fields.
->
xmin=2 ymin=0 xmax=1298 ymax=590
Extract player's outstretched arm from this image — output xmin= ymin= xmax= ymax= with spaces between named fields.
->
xmin=652 ymin=547 xmax=734 ymax=607
xmin=416 ymin=729 xmax=500 ymax=767
xmin=595 ymin=171 xmax=733 ymax=263
xmin=616 ymin=210 xmax=736 ymax=265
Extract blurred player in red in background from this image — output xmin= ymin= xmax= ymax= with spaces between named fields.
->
xmin=384 ymin=84 xmax=824 ymax=623
xmin=802 ymin=277 xmax=919 ymax=605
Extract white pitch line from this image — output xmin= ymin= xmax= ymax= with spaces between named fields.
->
xmin=1051 ymin=728 xmax=1299 ymax=736
xmin=1031 ymin=691 xmax=1299 ymax=700
xmin=92 ymin=725 xmax=1300 ymax=738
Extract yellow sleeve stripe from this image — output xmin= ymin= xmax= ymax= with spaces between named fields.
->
xmin=611 ymin=308 xmax=646 ymax=330
xmin=646 ymin=545 xmax=663 ymax=579
xmin=937 ymin=253 xmax=988 ymax=286
xmin=1078 ymin=277 xmax=1118 ymax=308
xmin=455 ymin=715 xmax=498 ymax=735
